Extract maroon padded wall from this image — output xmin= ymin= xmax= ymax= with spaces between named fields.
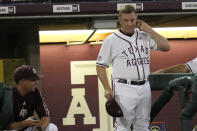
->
xmin=40 ymin=39 xmax=197 ymax=131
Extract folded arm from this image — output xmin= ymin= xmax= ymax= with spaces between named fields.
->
xmin=8 ymin=116 xmax=39 ymax=130
xmin=154 ymin=64 xmax=190 ymax=74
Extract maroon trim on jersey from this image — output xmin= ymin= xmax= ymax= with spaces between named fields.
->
xmin=96 ymin=62 xmax=109 ymax=68
xmin=113 ymin=32 xmax=141 ymax=80
xmin=135 ymin=31 xmax=146 ymax=80
xmin=119 ymin=29 xmax=134 ymax=37
xmin=112 ymin=80 xmax=115 ymax=99
xmin=39 ymin=91 xmax=50 ymax=116
xmin=185 ymin=63 xmax=193 ymax=73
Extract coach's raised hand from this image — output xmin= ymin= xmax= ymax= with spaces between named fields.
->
xmin=136 ymin=20 xmax=152 ymax=33
xmin=137 ymin=19 xmax=170 ymax=51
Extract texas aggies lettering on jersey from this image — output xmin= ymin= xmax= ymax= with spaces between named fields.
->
xmin=97 ymin=29 xmax=157 ymax=81
xmin=122 ymin=45 xmax=149 ymax=67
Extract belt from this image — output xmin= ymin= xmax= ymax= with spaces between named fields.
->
xmin=117 ymin=79 xmax=145 ymax=85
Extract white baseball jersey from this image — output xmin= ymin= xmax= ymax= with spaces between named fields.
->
xmin=186 ymin=57 xmax=197 ymax=73
xmin=96 ymin=29 xmax=157 ymax=81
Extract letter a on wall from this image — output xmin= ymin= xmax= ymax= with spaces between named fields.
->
xmin=63 ymin=88 xmax=96 ymax=125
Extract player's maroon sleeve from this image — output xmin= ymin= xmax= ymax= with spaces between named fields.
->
xmin=34 ymin=88 xmax=49 ymax=118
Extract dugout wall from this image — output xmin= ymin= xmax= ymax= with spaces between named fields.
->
xmin=40 ymin=39 xmax=197 ymax=131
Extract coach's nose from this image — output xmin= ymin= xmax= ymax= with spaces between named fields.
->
xmin=127 ymin=20 xmax=132 ymax=26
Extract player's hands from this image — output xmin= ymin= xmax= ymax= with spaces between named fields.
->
xmin=136 ymin=20 xmax=153 ymax=33
xmin=23 ymin=116 xmax=40 ymax=127
xmin=104 ymin=88 xmax=113 ymax=100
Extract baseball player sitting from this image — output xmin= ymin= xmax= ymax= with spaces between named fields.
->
xmin=5 ymin=65 xmax=58 ymax=131
xmin=96 ymin=5 xmax=170 ymax=131
xmin=154 ymin=57 xmax=197 ymax=74
xmin=154 ymin=57 xmax=197 ymax=131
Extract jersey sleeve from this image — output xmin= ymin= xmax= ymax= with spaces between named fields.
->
xmin=34 ymin=89 xmax=49 ymax=118
xmin=96 ymin=37 xmax=113 ymax=68
xmin=185 ymin=57 xmax=197 ymax=73
xmin=147 ymin=33 xmax=158 ymax=50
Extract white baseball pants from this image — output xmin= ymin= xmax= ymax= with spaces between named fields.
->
xmin=113 ymin=81 xmax=151 ymax=131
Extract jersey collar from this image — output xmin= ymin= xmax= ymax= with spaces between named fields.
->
xmin=115 ymin=29 xmax=137 ymax=42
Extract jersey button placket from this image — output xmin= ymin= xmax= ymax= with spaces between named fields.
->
xmin=127 ymin=80 xmax=130 ymax=85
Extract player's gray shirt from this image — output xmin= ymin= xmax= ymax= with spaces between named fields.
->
xmin=186 ymin=57 xmax=197 ymax=73
xmin=96 ymin=29 xmax=157 ymax=81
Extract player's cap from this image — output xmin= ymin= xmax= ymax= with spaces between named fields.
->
xmin=105 ymin=98 xmax=123 ymax=117
xmin=14 ymin=65 xmax=41 ymax=82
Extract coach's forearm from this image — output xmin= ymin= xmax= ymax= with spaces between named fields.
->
xmin=96 ymin=65 xmax=111 ymax=90
xmin=148 ymin=28 xmax=170 ymax=51
xmin=154 ymin=64 xmax=190 ymax=73
xmin=38 ymin=116 xmax=50 ymax=130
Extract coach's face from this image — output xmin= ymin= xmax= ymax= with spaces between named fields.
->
xmin=118 ymin=12 xmax=137 ymax=34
